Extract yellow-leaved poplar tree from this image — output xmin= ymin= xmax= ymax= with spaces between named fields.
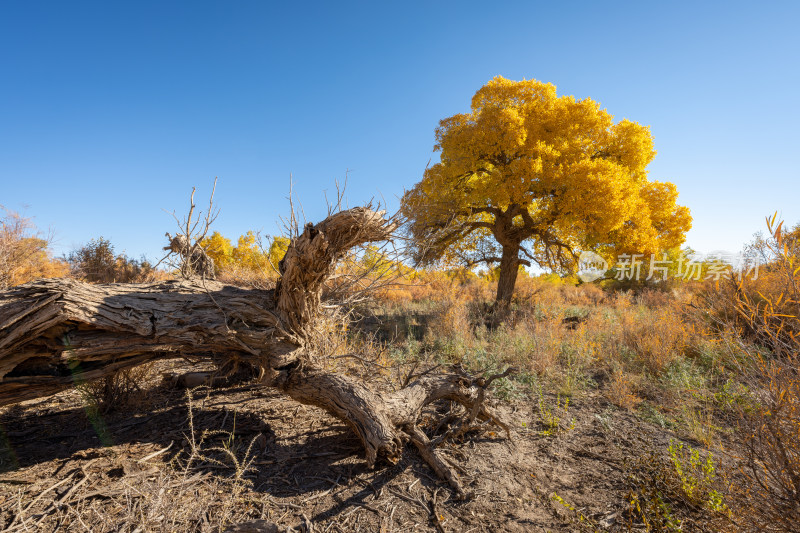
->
xmin=199 ymin=231 xmax=234 ymax=274
xmin=232 ymin=231 xmax=270 ymax=273
xmin=201 ymin=230 xmax=288 ymax=278
xmin=401 ymin=76 xmax=692 ymax=308
xmin=268 ymin=236 xmax=290 ymax=272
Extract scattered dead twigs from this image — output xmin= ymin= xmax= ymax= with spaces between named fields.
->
xmin=4 ymin=458 xmax=100 ymax=532
xmin=407 ymin=426 xmax=467 ymax=500
xmin=3 ymin=473 xmax=75 ymax=531
xmin=137 ymin=441 xmax=173 ymax=464
xmin=428 ymin=488 xmax=447 ymax=533
xmin=397 ymin=366 xmax=515 ymax=499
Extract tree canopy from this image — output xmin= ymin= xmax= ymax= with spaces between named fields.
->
xmin=401 ymin=76 xmax=692 ymax=306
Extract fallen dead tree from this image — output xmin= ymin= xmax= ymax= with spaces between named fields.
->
xmin=0 ymin=207 xmax=508 ymax=497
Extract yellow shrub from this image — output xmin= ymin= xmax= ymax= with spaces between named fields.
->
xmin=620 ymin=306 xmax=689 ymax=375
xmin=605 ymin=368 xmax=643 ymax=409
xmin=0 ymin=208 xmax=69 ymax=289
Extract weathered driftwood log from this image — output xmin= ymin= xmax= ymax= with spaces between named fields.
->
xmin=0 ymin=207 xmax=507 ymax=495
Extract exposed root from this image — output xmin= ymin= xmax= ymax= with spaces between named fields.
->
xmin=266 ymin=362 xmax=513 ymax=495
xmin=400 ymin=367 xmax=513 ymax=497
xmin=406 ymin=425 xmax=468 ymax=499
xmin=274 ymin=364 xmax=406 ymax=468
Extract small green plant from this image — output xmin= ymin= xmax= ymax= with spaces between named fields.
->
xmin=594 ymin=408 xmax=615 ymax=432
xmin=668 ymin=440 xmax=726 ymax=513
xmin=624 ymin=449 xmax=684 ymax=532
xmin=488 ymin=372 xmax=524 ymax=401
xmin=679 ymin=407 xmax=720 ymax=447
xmin=534 ymin=383 xmax=576 ymax=436
xmin=624 ymin=442 xmax=729 ymax=532
xmin=0 ymin=425 xmax=18 ymax=472
xmin=712 ymin=378 xmax=752 ymax=412
xmin=637 ymin=402 xmax=675 ymax=429
xmin=75 ymin=387 xmax=114 ymax=447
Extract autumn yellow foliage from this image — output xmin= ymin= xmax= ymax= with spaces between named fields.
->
xmin=199 ymin=230 xmax=289 ymax=281
xmin=0 ymin=208 xmax=68 ymax=289
xmin=402 ymin=76 xmax=692 ymax=306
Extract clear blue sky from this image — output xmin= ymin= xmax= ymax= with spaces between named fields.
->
xmin=2 ymin=1 xmax=798 ymax=263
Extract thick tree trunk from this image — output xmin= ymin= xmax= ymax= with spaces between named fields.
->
xmin=0 ymin=278 xmax=295 ymax=405
xmin=0 ymin=207 xmax=508 ymax=494
xmin=494 ymin=245 xmax=521 ymax=309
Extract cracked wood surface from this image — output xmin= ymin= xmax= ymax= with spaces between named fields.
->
xmin=0 ymin=207 xmax=396 ymax=407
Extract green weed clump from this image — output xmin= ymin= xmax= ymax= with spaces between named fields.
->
xmin=624 ymin=441 xmax=728 ymax=532
xmin=668 ymin=440 xmax=726 ymax=513
xmin=530 ymin=383 xmax=575 ymax=436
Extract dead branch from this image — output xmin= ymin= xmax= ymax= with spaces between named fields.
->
xmin=0 ymin=206 xmax=509 ymax=496
xmin=160 ymin=178 xmax=220 ymax=279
